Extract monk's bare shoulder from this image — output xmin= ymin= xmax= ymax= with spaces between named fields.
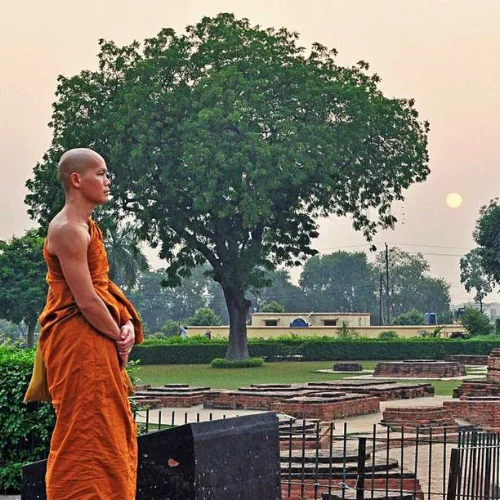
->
xmin=47 ymin=217 xmax=90 ymax=257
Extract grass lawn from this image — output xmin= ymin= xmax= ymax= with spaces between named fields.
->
xmin=136 ymin=361 xmax=462 ymax=396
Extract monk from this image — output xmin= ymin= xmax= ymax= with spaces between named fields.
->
xmin=24 ymin=148 xmax=143 ymax=499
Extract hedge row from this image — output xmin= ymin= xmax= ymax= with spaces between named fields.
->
xmin=130 ymin=338 xmax=500 ymax=364
xmin=0 ymin=346 xmax=55 ymax=493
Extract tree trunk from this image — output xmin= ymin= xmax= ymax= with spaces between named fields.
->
xmin=222 ymin=285 xmax=251 ymax=361
xmin=26 ymin=315 xmax=37 ymax=348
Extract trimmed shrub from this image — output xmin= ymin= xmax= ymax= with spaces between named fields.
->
xmin=392 ymin=309 xmax=424 ymax=325
xmin=186 ymin=307 xmax=222 ymax=326
xmin=496 ymin=318 xmax=500 ymax=335
xmin=0 ymin=345 xmax=55 ymax=493
xmin=461 ymin=308 xmax=493 ymax=336
xmin=260 ymin=301 xmax=285 ymax=313
xmin=210 ymin=357 xmax=264 ymax=368
xmin=378 ymin=330 xmax=399 ymax=340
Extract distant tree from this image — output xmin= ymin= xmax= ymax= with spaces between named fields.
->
xmin=250 ymin=270 xmax=308 ymax=312
xmin=0 ymin=319 xmax=25 ymax=344
xmin=260 ymin=301 xmax=285 ymax=313
xmin=460 ymin=307 xmax=493 ymax=336
xmin=160 ymin=319 xmax=183 ymax=338
xmin=187 ymin=307 xmax=222 ymax=326
xmin=419 ymin=277 xmax=451 ymax=315
xmin=300 ymin=252 xmax=377 ymax=313
xmin=0 ymin=230 xmax=47 ymax=347
xmin=495 ymin=317 xmax=500 ymax=336
xmin=25 ymin=14 xmax=430 ymax=359
xmin=375 ymin=248 xmax=428 ymax=317
xmin=473 ymin=199 xmax=500 ymax=285
xmin=391 ymin=308 xmax=424 ymax=326
xmin=105 ymin=223 xmax=149 ymax=291
xmin=460 ymin=248 xmax=493 ymax=312
xmin=375 ymin=248 xmax=450 ymax=318
xmin=129 ymin=265 xmax=218 ymax=332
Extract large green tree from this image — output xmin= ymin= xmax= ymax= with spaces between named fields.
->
xmin=0 ymin=230 xmax=47 ymax=347
xmin=473 ymin=199 xmax=500 ymax=287
xmin=375 ymin=247 xmax=450 ymax=319
xmin=459 ymin=248 xmax=493 ymax=312
xmin=299 ymin=251 xmax=377 ymax=313
xmin=25 ymin=14 xmax=429 ymax=360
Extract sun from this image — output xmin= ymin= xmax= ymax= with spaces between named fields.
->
xmin=446 ymin=192 xmax=463 ymax=208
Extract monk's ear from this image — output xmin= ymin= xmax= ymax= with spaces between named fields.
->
xmin=68 ymin=171 xmax=83 ymax=189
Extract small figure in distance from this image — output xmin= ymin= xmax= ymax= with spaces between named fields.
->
xmin=180 ymin=324 xmax=188 ymax=339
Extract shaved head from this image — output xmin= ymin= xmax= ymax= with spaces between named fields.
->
xmin=58 ymin=148 xmax=105 ymax=191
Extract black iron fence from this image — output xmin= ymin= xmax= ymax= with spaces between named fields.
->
xmin=133 ymin=408 xmax=495 ymax=500
xmin=447 ymin=432 xmax=500 ymax=500
xmin=24 ymin=407 xmax=500 ymax=500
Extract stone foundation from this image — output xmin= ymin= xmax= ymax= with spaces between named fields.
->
xmin=487 ymin=348 xmax=500 ymax=382
xmin=132 ymin=384 xmax=212 ymax=408
xmin=333 ymin=362 xmax=363 ymax=372
xmin=272 ymin=394 xmax=380 ymax=420
xmin=374 ymin=360 xmax=465 ymax=378
xmin=381 ymin=406 xmax=458 ymax=434
xmin=445 ymin=348 xmax=500 ymax=432
xmin=444 ymin=354 xmax=488 ymax=365
xmin=444 ymin=399 xmax=500 ymax=432
xmin=308 ymin=380 xmax=434 ymax=401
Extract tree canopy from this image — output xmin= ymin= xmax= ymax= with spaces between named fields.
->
xmin=375 ymin=247 xmax=450 ymax=321
xmin=105 ymin=223 xmax=149 ymax=291
xmin=0 ymin=230 xmax=47 ymax=347
xmin=473 ymin=199 xmax=500 ymax=285
xmin=25 ymin=14 xmax=430 ymax=359
xmin=459 ymin=248 xmax=493 ymax=311
xmin=300 ymin=251 xmax=377 ymax=313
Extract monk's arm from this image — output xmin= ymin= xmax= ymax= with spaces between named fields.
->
xmin=51 ymin=223 xmax=122 ymax=341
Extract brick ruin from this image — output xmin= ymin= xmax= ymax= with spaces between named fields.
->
xmin=374 ymin=360 xmax=466 ymax=378
xmin=133 ymin=380 xmax=434 ymax=422
xmin=444 ymin=354 xmax=489 ymax=365
xmin=381 ymin=406 xmax=460 ymax=434
xmin=444 ymin=348 xmax=500 ymax=432
xmin=333 ymin=362 xmax=363 ymax=372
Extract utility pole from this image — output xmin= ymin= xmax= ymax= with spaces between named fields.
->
xmin=385 ymin=243 xmax=390 ymax=326
xmin=379 ymin=273 xmax=385 ymax=326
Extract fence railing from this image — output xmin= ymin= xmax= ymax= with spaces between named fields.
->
xmin=27 ymin=407 xmax=500 ymax=500
xmin=446 ymin=432 xmax=500 ymax=500
xmin=132 ymin=408 xmax=488 ymax=500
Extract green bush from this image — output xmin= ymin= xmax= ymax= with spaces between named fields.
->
xmin=378 ymin=330 xmax=399 ymax=340
xmin=495 ymin=318 xmax=500 ymax=335
xmin=260 ymin=301 xmax=285 ymax=313
xmin=392 ymin=309 xmax=424 ymax=325
xmin=461 ymin=308 xmax=493 ymax=336
xmin=186 ymin=307 xmax=222 ymax=326
xmin=0 ymin=345 xmax=55 ymax=493
xmin=336 ymin=321 xmax=360 ymax=339
xmin=210 ymin=357 xmax=264 ymax=368
xmin=159 ymin=319 xmax=183 ymax=337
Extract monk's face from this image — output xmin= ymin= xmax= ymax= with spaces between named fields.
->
xmin=79 ymin=158 xmax=111 ymax=205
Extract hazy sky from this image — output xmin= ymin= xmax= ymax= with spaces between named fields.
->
xmin=2 ymin=0 xmax=500 ymax=303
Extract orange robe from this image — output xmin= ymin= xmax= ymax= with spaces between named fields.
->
xmin=25 ymin=219 xmax=143 ymax=500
